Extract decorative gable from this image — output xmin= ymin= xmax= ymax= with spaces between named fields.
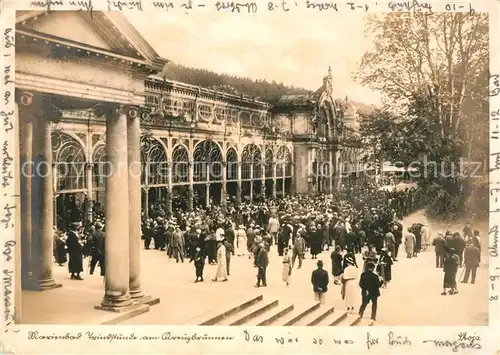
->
xmin=16 ymin=11 xmax=167 ymax=73
xmin=25 ymin=11 xmax=113 ymax=51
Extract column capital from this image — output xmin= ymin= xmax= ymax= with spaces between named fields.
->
xmin=94 ymin=103 xmax=135 ymax=120
xmin=16 ymin=90 xmax=62 ymax=123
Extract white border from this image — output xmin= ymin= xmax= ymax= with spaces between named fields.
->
xmin=1 ymin=1 xmax=499 ymax=354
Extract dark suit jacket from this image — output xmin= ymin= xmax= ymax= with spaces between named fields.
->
xmin=311 ymin=268 xmax=329 ymax=293
xmin=256 ymin=248 xmax=269 ymax=268
xmin=464 ymin=245 xmax=480 ymax=268
xmin=359 ymin=270 xmax=383 ymax=297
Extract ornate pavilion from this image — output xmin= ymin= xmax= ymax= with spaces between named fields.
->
xmin=14 ymin=10 xmax=369 ymax=315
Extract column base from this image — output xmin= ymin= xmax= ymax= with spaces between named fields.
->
xmin=96 ymin=294 xmax=133 ymax=312
xmin=133 ymin=294 xmax=160 ymax=307
xmin=23 ymin=279 xmax=62 ymax=292
xmin=95 ymin=301 xmax=143 ymax=314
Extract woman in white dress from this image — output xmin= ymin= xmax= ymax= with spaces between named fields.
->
xmin=213 ymin=238 xmax=228 ymax=282
xmin=341 ymin=255 xmax=358 ymax=313
xmin=236 ymin=225 xmax=247 ymax=256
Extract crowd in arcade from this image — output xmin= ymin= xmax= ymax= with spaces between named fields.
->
xmin=53 ymin=185 xmax=483 ymax=319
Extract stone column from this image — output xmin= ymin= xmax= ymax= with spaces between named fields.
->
xmin=98 ymin=105 xmax=132 ymax=311
xmin=18 ymin=95 xmax=33 ymax=289
xmin=86 ymin=163 xmax=94 ymax=223
xmin=282 ymin=165 xmax=286 ymax=197
xmin=333 ymin=149 xmax=343 ymax=191
xmin=261 ymin=161 xmax=266 ymax=199
xmin=30 ymin=99 xmax=60 ymax=291
xmin=329 ymin=150 xmax=334 ymax=192
xmin=205 ymin=164 xmax=210 ymax=208
xmin=52 ymin=164 xmax=58 ymax=228
xmin=127 ymin=108 xmax=143 ymax=300
xmin=167 ymin=162 xmax=173 ymax=215
xmin=236 ymin=159 xmax=242 ymax=204
xmin=272 ymin=162 xmax=277 ymax=198
xmin=221 ymin=160 xmax=227 ymax=211
xmin=143 ymin=188 xmax=149 ymax=219
xmin=249 ymin=165 xmax=254 ymax=202
xmin=188 ymin=160 xmax=194 ymax=210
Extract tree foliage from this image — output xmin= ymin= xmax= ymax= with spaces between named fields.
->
xmin=357 ymin=13 xmax=489 ymax=219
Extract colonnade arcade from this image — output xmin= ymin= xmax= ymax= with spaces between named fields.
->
xmin=51 ymin=129 xmax=294 ymax=222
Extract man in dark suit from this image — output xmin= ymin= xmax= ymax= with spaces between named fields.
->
xmin=462 ymin=241 xmax=480 ymax=284
xmin=311 ymin=260 xmax=329 ymax=305
xmin=255 ymin=243 xmax=269 ymax=287
xmin=358 ymin=261 xmax=384 ymax=321
xmin=89 ymin=221 xmax=105 ymax=276
xmin=432 ymin=233 xmax=446 ymax=268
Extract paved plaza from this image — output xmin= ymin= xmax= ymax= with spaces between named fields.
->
xmin=22 ymin=211 xmax=488 ymax=326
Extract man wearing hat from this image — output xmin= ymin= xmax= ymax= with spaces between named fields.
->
xmin=66 ymin=222 xmax=84 ymax=280
xmin=255 ymin=242 xmax=269 ymax=287
xmin=190 ymin=246 xmax=205 ymax=282
xmin=311 ymin=260 xmax=329 ymax=304
xmin=358 ymin=261 xmax=384 ymax=321
xmin=89 ymin=221 xmax=105 ymax=276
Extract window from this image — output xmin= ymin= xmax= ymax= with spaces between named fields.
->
xmin=198 ymin=104 xmax=212 ymax=121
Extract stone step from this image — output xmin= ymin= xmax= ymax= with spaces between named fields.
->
xmin=333 ymin=314 xmax=361 ymax=326
xmin=269 ymin=302 xmax=321 ymax=326
xmin=315 ymin=311 xmax=348 ymax=326
xmin=187 ymin=294 xmax=263 ymax=325
xmin=294 ymin=305 xmax=336 ymax=326
xmin=245 ymin=303 xmax=295 ymax=326
xmin=219 ymin=299 xmax=280 ymax=326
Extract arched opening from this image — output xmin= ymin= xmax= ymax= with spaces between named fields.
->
xmin=276 ymin=146 xmax=292 ymax=196
xmin=193 ymin=140 xmax=223 ymax=208
xmin=241 ymin=143 xmax=262 ymax=200
xmin=141 ymin=137 xmax=168 ymax=207
xmin=264 ymin=148 xmax=274 ymax=197
xmin=171 ymin=144 xmax=189 ymax=210
xmin=226 ymin=147 xmax=238 ymax=200
xmin=90 ymin=143 xmax=106 ymax=218
xmin=51 ymin=131 xmax=87 ymax=229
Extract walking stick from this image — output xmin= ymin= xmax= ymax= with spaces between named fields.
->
xmin=458 ymin=265 xmax=466 ymax=283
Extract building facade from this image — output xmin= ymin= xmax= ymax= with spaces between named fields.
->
xmin=14 ymin=10 xmax=370 ymax=316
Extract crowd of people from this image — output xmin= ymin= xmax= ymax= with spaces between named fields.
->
xmin=52 ymin=186 xmax=483 ymax=322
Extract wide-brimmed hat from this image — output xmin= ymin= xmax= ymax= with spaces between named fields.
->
xmin=70 ymin=222 xmax=81 ymax=228
xmin=344 ymin=255 xmax=355 ymax=265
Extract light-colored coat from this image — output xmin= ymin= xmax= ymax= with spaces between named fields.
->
xmin=341 ymin=265 xmax=358 ymax=308
xmin=421 ymin=225 xmax=430 ymax=248
xmin=405 ymin=233 xmax=416 ymax=254
xmin=236 ymin=228 xmax=247 ymax=255
xmin=214 ymin=243 xmax=228 ymax=281
xmin=268 ymin=217 xmax=280 ymax=234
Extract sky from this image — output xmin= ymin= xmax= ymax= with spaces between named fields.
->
xmin=126 ymin=11 xmax=382 ymax=105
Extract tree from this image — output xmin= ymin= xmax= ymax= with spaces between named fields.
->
xmin=357 ymin=13 xmax=489 ymax=218
xmin=358 ymin=13 xmax=488 ymax=141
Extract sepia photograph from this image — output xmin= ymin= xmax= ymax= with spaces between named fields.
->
xmin=12 ymin=7 xmax=489 ymax=329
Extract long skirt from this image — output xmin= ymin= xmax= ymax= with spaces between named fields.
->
xmin=237 ymin=237 xmax=246 ymax=255
xmin=282 ymin=262 xmax=291 ymax=283
xmin=343 ymin=279 xmax=356 ymax=307
xmin=214 ymin=260 xmax=228 ymax=281
xmin=68 ymin=251 xmax=83 ymax=273
xmin=443 ymin=271 xmax=457 ymax=288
